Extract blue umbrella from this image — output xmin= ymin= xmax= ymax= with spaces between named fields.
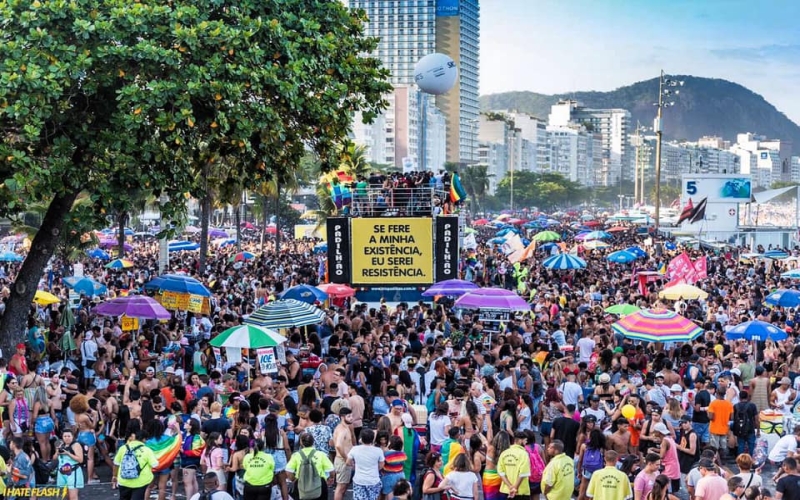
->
xmin=169 ymin=242 xmax=200 ymax=252
xmin=281 ymin=284 xmax=328 ymax=304
xmin=765 ymin=289 xmax=800 ymax=308
xmin=496 ymin=228 xmax=521 ymax=237
xmin=217 ymin=238 xmax=237 ymax=247
xmin=539 ymin=242 xmax=558 ymax=251
xmin=665 ymin=242 xmax=677 ymax=250
xmin=606 ymin=250 xmax=638 ymax=264
xmin=782 ymin=269 xmax=800 ymax=279
xmin=313 ymin=242 xmax=328 ymax=255
xmin=583 ymin=231 xmax=612 ymax=241
xmin=523 ymin=222 xmax=540 ymax=229
xmin=145 ymin=274 xmax=212 ymax=297
xmin=542 ymin=254 xmax=587 ymax=270
xmin=765 ymin=250 xmax=789 ymax=259
xmin=625 ymin=246 xmax=648 ymax=259
xmin=86 ymin=248 xmax=110 ymax=260
xmin=725 ymin=320 xmax=788 ymax=341
xmin=0 ymin=251 xmax=23 ymax=262
xmin=63 ymin=276 xmax=107 ymax=296
xmin=487 ymin=237 xmax=506 ymax=245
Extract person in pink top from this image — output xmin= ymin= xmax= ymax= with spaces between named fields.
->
xmin=695 ymin=458 xmax=729 ymax=500
xmin=653 ymin=423 xmax=681 ymax=493
xmin=633 ymin=453 xmax=661 ymax=500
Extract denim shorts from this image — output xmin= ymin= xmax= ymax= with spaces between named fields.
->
xmin=381 ymin=472 xmax=405 ymax=495
xmin=35 ymin=416 xmax=55 ymax=434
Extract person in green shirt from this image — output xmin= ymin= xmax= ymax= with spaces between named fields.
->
xmin=542 ymin=439 xmax=575 ymax=500
xmin=286 ymin=433 xmax=335 ymax=499
xmin=497 ymin=431 xmax=532 ymax=497
xmin=242 ymin=439 xmax=276 ymax=500
xmin=586 ymin=449 xmax=633 ymax=500
xmin=112 ymin=422 xmax=159 ymax=500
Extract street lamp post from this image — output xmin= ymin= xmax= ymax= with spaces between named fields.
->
xmin=653 ymin=70 xmax=683 ymax=231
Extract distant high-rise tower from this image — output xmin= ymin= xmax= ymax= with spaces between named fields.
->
xmin=347 ymin=0 xmax=480 ymax=166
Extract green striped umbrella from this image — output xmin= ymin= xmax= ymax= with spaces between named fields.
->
xmin=210 ymin=324 xmax=287 ymax=349
xmin=604 ymin=304 xmax=641 ymax=316
xmin=245 ymin=299 xmax=326 ymax=329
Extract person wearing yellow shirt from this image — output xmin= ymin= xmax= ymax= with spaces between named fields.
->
xmin=586 ymin=449 xmax=633 ymax=500
xmin=242 ymin=439 xmax=276 ymax=500
xmin=286 ymin=433 xmax=335 ymax=500
xmin=112 ymin=424 xmax=159 ymax=500
xmin=542 ymin=439 xmax=574 ymax=500
xmin=497 ymin=431 xmax=531 ymax=498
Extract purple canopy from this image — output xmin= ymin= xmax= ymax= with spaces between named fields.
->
xmin=454 ymin=288 xmax=530 ymax=311
xmin=98 ymin=240 xmax=133 ymax=252
xmin=93 ymin=295 xmax=171 ymax=320
xmin=422 ymin=279 xmax=480 ymax=297
xmin=208 ymin=228 xmax=228 ymax=239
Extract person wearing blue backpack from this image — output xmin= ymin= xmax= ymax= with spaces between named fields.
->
xmin=112 ymin=420 xmax=159 ymax=500
xmin=576 ymin=429 xmax=605 ymax=500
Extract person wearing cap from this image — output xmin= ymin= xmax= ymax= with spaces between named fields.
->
xmin=652 ymin=422 xmax=681 ymax=493
xmin=581 ymin=395 xmax=607 ymax=423
xmin=585 ymin=449 xmax=632 ymax=500
xmin=8 ymin=343 xmax=27 ymax=377
xmin=138 ymin=364 xmax=161 ymax=395
xmin=770 ymin=376 xmax=797 ymax=416
xmin=695 ymin=457 xmax=728 ymax=500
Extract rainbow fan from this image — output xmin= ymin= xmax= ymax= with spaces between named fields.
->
xmin=147 ymin=434 xmax=181 ymax=472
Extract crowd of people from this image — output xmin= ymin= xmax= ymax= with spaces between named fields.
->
xmin=0 ymin=212 xmax=799 ymax=500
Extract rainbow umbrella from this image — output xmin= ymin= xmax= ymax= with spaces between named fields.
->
xmin=611 ymin=308 xmax=704 ymax=343
xmin=106 ymin=258 xmax=134 ymax=269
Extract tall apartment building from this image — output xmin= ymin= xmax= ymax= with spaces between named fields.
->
xmin=635 ymin=137 xmax=740 ymax=185
xmin=477 ymin=116 xmax=510 ymax=194
xmin=347 ymin=0 xmax=480 ymax=167
xmin=506 ymin=112 xmax=550 ymax=172
xmin=729 ymin=133 xmax=792 ymax=187
xmin=546 ymin=126 xmax=602 ymax=187
xmin=548 ymin=100 xmax=631 ymax=186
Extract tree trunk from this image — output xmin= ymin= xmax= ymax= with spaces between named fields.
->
xmin=234 ymin=205 xmax=242 ymax=251
xmin=275 ymin=181 xmax=281 ymax=255
xmin=260 ymin=196 xmax=268 ymax=252
xmin=117 ymin=211 xmax=127 ymax=258
xmin=0 ymin=190 xmax=79 ymax=355
xmin=198 ymin=160 xmax=211 ymax=275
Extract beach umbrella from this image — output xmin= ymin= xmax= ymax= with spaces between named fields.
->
xmin=233 ymin=251 xmax=255 ymax=262
xmin=472 ymin=219 xmax=489 ymax=226
xmin=487 ymin=237 xmax=506 ymax=245
xmin=658 ymin=283 xmax=709 ymax=300
xmin=765 ymin=250 xmax=790 ymax=259
xmin=281 ymin=284 xmax=329 ymax=304
xmin=726 ymin=320 xmax=788 ymax=342
xmin=765 ymin=289 xmax=800 ymax=308
xmin=665 ymin=242 xmax=677 ymax=251
xmin=625 ymin=246 xmax=648 ymax=259
xmin=531 ymin=231 xmax=560 ymax=242
xmin=106 ymin=258 xmax=134 ymax=269
xmin=583 ymin=240 xmax=610 ymax=250
xmin=313 ymin=242 xmax=328 ymax=255
xmin=781 ymin=269 xmax=800 ymax=279
xmin=454 ymin=288 xmax=530 ymax=311
xmin=93 ymin=295 xmax=171 ymax=320
xmin=583 ymin=231 xmax=612 ymax=241
xmin=145 ymin=274 xmax=212 ymax=297
xmin=210 ymin=324 xmax=287 ymax=349
xmin=317 ymin=283 xmax=356 ymax=298
xmin=63 ymin=276 xmax=107 ymax=296
xmin=606 ymin=250 xmax=638 ymax=264
xmin=611 ymin=309 xmax=704 ymax=343
xmin=0 ymin=251 xmax=23 ymax=262
xmin=604 ymin=304 xmax=641 ymax=316
xmin=86 ymin=248 xmax=110 ymax=260
xmin=208 ymin=228 xmax=229 ymax=239
xmin=496 ymin=228 xmax=520 ymax=237
xmin=33 ymin=290 xmax=61 ymax=306
xmin=542 ymin=254 xmax=586 ymax=270
xmin=607 ymin=226 xmax=629 ymax=233
xmin=245 ymin=299 xmax=326 ymax=329
xmin=422 ymin=279 xmax=480 ymax=297
xmin=183 ymin=225 xmax=201 ymax=234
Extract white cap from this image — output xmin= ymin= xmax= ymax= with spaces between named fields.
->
xmin=653 ymin=422 xmax=670 ymax=435
xmin=670 ymin=384 xmax=683 ymax=393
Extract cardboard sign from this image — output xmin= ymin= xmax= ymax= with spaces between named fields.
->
xmin=256 ymin=347 xmax=278 ymax=374
xmin=120 ymin=316 xmax=139 ymax=331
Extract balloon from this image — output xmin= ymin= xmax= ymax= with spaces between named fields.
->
xmin=414 ymin=53 xmax=458 ymax=95
xmin=621 ymin=404 xmax=636 ymax=420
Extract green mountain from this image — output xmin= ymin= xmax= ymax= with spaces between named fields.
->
xmin=480 ymin=76 xmax=800 ymax=153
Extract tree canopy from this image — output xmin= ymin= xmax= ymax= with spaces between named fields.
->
xmin=494 ymin=172 xmax=586 ymax=211
xmin=0 ymin=0 xmax=391 ymax=348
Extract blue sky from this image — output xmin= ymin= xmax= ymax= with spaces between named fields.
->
xmin=481 ymin=0 xmax=800 ymax=123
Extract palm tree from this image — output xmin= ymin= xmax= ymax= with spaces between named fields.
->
xmin=312 ymin=143 xmax=369 ymax=226
xmin=460 ymin=164 xmax=493 ymax=213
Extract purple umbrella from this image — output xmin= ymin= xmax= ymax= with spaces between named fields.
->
xmin=454 ymin=288 xmax=530 ymax=311
xmin=208 ymin=228 xmax=228 ymax=239
xmin=98 ymin=240 xmax=133 ymax=252
xmin=422 ymin=279 xmax=480 ymax=297
xmin=93 ymin=295 xmax=171 ymax=320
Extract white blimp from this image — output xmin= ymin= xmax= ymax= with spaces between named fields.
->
xmin=413 ymin=53 xmax=458 ymax=95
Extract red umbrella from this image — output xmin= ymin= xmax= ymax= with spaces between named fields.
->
xmin=265 ymin=225 xmax=277 ymax=234
xmin=317 ymin=283 xmax=356 ymax=298
xmin=583 ymin=220 xmax=602 ymax=227
xmin=472 ymin=219 xmax=489 ymax=226
xmin=607 ymin=226 xmax=629 ymax=233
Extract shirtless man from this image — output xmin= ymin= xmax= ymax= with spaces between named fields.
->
xmin=138 ymin=366 xmax=161 ymax=395
xmin=606 ymin=418 xmax=634 ymax=456
xmin=122 ymin=370 xmax=142 ymax=420
xmin=245 ymin=372 xmax=270 ymax=398
xmin=388 ymin=399 xmax=405 ymax=435
xmin=332 ymin=408 xmax=355 ymax=500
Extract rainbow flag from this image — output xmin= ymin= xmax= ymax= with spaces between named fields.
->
xmin=182 ymin=434 xmax=206 ymax=458
xmin=147 ymin=434 xmax=181 ymax=472
xmin=449 ymin=173 xmax=467 ymax=204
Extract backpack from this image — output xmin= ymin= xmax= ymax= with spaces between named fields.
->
xmin=296 ymin=449 xmax=322 ymax=500
xmin=583 ymin=447 xmax=604 ymax=473
xmin=119 ymin=444 xmax=144 ymax=480
xmin=526 ymin=444 xmax=545 ymax=483
xmin=733 ymin=402 xmax=755 ymax=437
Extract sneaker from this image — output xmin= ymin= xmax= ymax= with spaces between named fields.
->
xmin=88 ymin=479 xmax=101 ymax=485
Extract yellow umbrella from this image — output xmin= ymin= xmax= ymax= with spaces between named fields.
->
xmin=658 ymin=283 xmax=708 ymax=300
xmin=583 ymin=240 xmax=610 ymax=250
xmin=33 ymin=290 xmax=61 ymax=306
